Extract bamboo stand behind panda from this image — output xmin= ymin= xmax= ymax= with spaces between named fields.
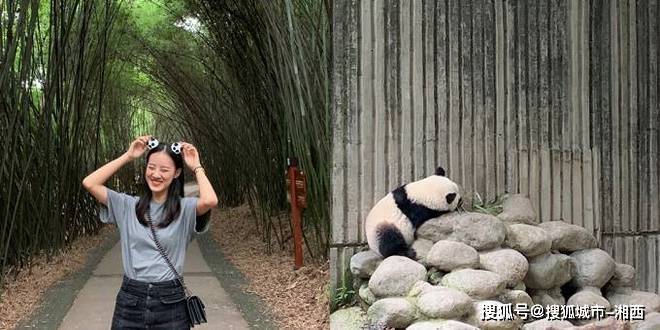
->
xmin=365 ymin=167 xmax=463 ymax=259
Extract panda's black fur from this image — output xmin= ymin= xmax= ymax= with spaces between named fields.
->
xmin=391 ymin=185 xmax=455 ymax=228
xmin=375 ymin=223 xmax=413 ymax=259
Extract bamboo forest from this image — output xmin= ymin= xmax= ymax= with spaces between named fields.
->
xmin=4 ymin=0 xmax=660 ymax=329
xmin=1 ymin=0 xmax=330 ymax=297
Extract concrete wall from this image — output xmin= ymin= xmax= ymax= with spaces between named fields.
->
xmin=330 ymin=0 xmax=660 ymax=297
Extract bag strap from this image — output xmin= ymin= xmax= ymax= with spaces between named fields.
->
xmin=146 ymin=208 xmax=192 ymax=296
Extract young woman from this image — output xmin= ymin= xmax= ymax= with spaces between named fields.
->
xmin=82 ymin=135 xmax=218 ymax=329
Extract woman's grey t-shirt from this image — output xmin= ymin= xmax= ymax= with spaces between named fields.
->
xmin=100 ymin=188 xmax=210 ymax=282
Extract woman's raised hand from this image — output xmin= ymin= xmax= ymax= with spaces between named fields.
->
xmin=180 ymin=142 xmax=201 ymax=170
xmin=126 ymin=135 xmax=151 ymax=160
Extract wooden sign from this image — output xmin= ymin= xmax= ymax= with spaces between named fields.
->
xmin=286 ymin=170 xmax=307 ymax=208
xmin=286 ymin=157 xmax=305 ymax=269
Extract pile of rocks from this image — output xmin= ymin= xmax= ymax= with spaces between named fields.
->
xmin=330 ymin=195 xmax=660 ymax=330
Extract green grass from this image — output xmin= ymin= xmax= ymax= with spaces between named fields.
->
xmin=330 ymin=284 xmax=356 ymax=312
xmin=471 ymin=192 xmax=505 ymax=216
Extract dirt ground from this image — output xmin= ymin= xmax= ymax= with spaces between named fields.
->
xmin=208 ymin=205 xmax=330 ymax=330
xmin=0 ymin=225 xmax=115 ymax=330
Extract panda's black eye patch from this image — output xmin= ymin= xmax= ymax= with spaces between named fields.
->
xmin=446 ymin=193 xmax=457 ymax=204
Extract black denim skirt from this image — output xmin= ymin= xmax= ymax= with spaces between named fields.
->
xmin=111 ymin=275 xmax=190 ymax=329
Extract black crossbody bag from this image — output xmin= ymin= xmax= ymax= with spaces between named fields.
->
xmin=146 ymin=211 xmax=207 ymax=327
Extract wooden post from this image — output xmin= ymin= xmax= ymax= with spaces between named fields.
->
xmin=287 ymin=157 xmax=306 ymax=269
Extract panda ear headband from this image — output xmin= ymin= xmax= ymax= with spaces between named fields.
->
xmin=147 ymin=137 xmax=182 ymax=155
xmin=170 ymin=142 xmax=182 ymax=155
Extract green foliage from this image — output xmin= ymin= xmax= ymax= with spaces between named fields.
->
xmin=427 ymin=268 xmax=444 ymax=285
xmin=330 ymin=263 xmax=357 ymax=312
xmin=331 ymin=285 xmax=356 ymax=313
xmin=139 ymin=0 xmax=332 ymax=258
xmin=0 ymin=0 xmax=332 ymax=288
xmin=131 ymin=0 xmax=166 ymax=30
xmin=471 ymin=193 xmax=505 ymax=216
xmin=0 ymin=0 xmax=141 ymax=284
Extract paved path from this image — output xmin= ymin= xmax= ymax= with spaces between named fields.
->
xmin=57 ymin=183 xmax=250 ymax=329
xmin=57 ymin=239 xmax=249 ymax=329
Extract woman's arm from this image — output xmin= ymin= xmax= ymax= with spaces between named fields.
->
xmin=82 ymin=136 xmax=150 ymax=205
xmin=193 ymin=166 xmax=218 ymax=215
xmin=181 ymin=142 xmax=218 ymax=215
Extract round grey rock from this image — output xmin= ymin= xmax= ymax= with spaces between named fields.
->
xmin=466 ymin=300 xmax=523 ymax=330
xmin=497 ymin=290 xmax=533 ymax=307
xmin=359 ymin=283 xmax=377 ymax=306
xmin=479 ymin=248 xmax=529 ymax=288
xmin=440 ymin=269 xmax=506 ymax=300
xmin=408 ymin=280 xmax=433 ymax=298
xmin=426 ymin=240 xmax=479 ymax=271
xmin=571 ymin=316 xmax=630 ymax=329
xmin=521 ymin=319 xmax=574 ymax=329
xmin=606 ymin=286 xmax=633 ymax=295
xmin=367 ymin=297 xmax=418 ymax=329
xmin=634 ymin=312 xmax=660 ymax=330
xmin=547 ymin=287 xmax=566 ymax=305
xmin=416 ymin=286 xmax=473 ymax=319
xmin=369 ymin=256 xmax=427 ymax=297
xmin=504 ymin=224 xmax=552 ymax=257
xmin=416 ymin=213 xmax=454 ymax=241
xmin=350 ymin=250 xmax=383 ymax=278
xmin=525 ymin=252 xmax=575 ymax=290
xmin=407 ymin=320 xmax=479 ymax=330
xmin=606 ymin=290 xmax=660 ymax=313
xmin=538 ymin=220 xmax=598 ymax=253
xmin=529 ymin=288 xmax=566 ymax=306
xmin=330 ymin=307 xmax=368 ymax=330
xmin=609 ymin=263 xmax=636 ymax=288
xmin=417 ymin=212 xmax=506 ymax=251
xmin=570 ymin=249 xmax=616 ymax=288
xmin=567 ymin=288 xmax=611 ymax=310
xmin=411 ymin=239 xmax=434 ymax=264
xmin=497 ymin=194 xmax=538 ymax=225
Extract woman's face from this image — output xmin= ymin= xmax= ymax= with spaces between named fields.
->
xmin=145 ymin=151 xmax=181 ymax=194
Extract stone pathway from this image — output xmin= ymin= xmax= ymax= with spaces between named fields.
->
xmin=57 ymin=183 xmax=249 ymax=329
xmin=19 ymin=183 xmax=276 ymax=329
xmin=57 ymin=238 xmax=249 ymax=329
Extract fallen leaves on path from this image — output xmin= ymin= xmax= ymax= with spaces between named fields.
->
xmin=0 ymin=225 xmax=115 ymax=330
xmin=209 ymin=205 xmax=329 ymax=330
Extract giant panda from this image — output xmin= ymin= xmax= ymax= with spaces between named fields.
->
xmin=365 ymin=166 xmax=462 ymax=259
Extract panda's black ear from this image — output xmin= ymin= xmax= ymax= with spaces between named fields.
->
xmin=435 ymin=166 xmax=446 ymax=176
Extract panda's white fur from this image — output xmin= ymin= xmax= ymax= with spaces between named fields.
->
xmin=365 ymin=167 xmax=461 ymax=258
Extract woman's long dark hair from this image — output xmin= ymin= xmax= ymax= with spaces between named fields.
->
xmin=136 ymin=143 xmax=185 ymax=228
